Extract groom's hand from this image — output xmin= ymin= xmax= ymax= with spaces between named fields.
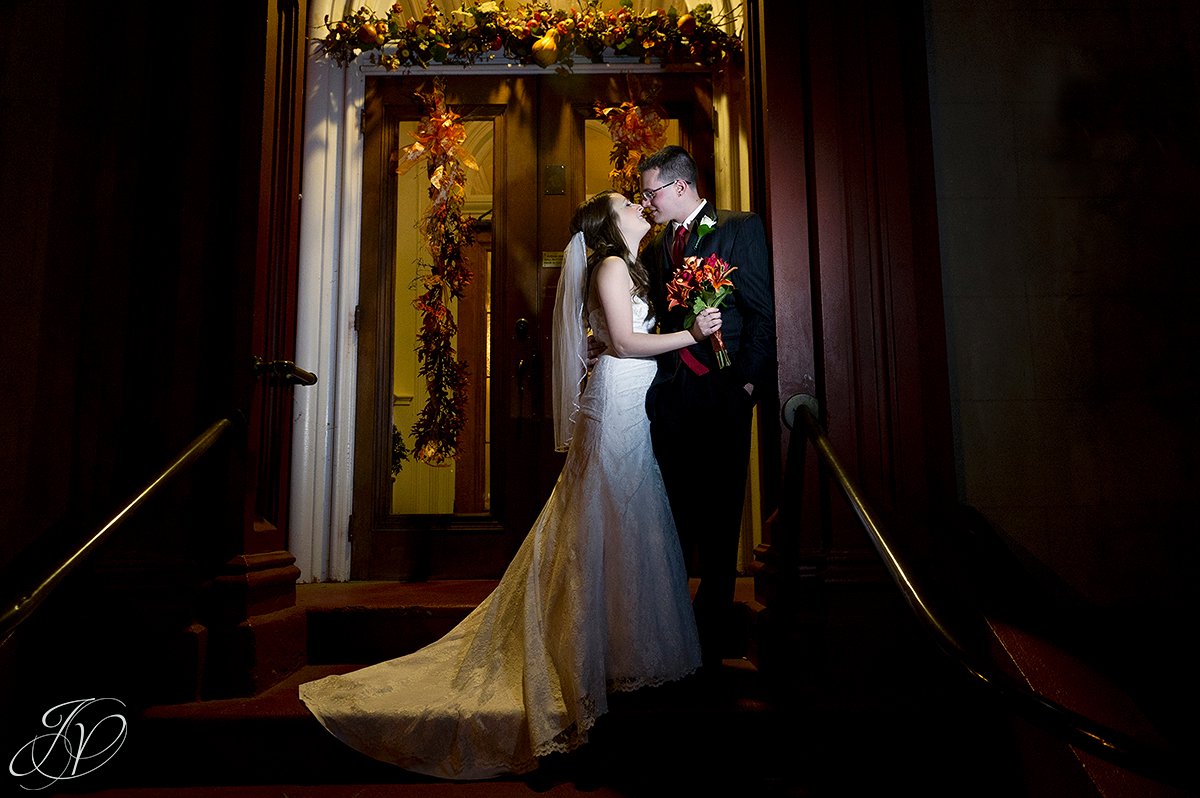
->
xmin=586 ymin=333 xmax=606 ymax=368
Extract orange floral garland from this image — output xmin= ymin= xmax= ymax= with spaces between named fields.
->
xmin=594 ymin=96 xmax=667 ymax=198
xmin=396 ymin=79 xmax=478 ymax=466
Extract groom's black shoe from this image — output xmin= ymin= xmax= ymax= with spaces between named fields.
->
xmin=528 ymin=750 xmax=577 ymax=792
xmin=528 ymin=742 xmax=605 ymax=792
xmin=570 ymin=750 xmax=602 ymax=792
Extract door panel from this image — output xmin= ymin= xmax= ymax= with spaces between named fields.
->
xmin=244 ymin=0 xmax=308 ymax=558
xmin=352 ymin=74 xmax=712 ymax=580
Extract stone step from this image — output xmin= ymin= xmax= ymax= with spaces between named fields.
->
xmin=298 ymin=577 xmax=766 ymax=666
xmin=298 ymin=579 xmax=495 ymax=665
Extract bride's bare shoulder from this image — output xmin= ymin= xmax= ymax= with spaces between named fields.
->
xmin=594 ymin=255 xmax=632 ymax=284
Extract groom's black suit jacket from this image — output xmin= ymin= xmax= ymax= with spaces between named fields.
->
xmin=643 ymin=200 xmax=775 ymax=663
xmin=644 ymin=200 xmax=776 ymax=394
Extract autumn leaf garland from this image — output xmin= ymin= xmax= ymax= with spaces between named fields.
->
xmin=397 ymin=79 xmax=478 ymax=466
xmin=594 ymin=96 xmax=667 ymax=199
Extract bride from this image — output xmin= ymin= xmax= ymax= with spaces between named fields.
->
xmin=299 ymin=189 xmax=722 ymax=780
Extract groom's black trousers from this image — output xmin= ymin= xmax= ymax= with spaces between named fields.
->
xmin=647 ymin=360 xmax=755 ymax=668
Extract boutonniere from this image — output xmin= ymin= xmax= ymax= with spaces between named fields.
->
xmin=695 ymin=215 xmax=717 ymax=240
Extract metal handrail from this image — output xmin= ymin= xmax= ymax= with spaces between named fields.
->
xmin=782 ymin=393 xmax=1191 ymax=788
xmin=0 ymin=418 xmax=233 ymax=646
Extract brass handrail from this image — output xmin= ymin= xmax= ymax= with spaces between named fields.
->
xmin=0 ymin=418 xmax=233 ymax=646
xmin=782 ymin=394 xmax=1191 ymax=788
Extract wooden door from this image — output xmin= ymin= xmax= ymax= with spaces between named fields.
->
xmin=351 ymin=73 xmax=713 ymax=581
xmin=532 ymin=74 xmax=715 ymax=501
xmin=243 ymin=0 xmax=309 ymax=559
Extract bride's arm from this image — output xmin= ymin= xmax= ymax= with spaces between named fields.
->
xmin=595 ymin=256 xmax=720 ymax=358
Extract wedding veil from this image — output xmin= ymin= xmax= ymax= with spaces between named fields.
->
xmin=552 ymin=231 xmax=589 ymax=452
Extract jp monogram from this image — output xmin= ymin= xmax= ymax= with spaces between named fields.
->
xmin=8 ymin=697 xmax=128 ymax=791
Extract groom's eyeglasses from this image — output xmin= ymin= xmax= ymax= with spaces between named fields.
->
xmin=638 ymin=179 xmax=686 ymax=204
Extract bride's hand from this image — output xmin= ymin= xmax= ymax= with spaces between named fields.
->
xmin=689 ymin=307 xmax=722 ymax=341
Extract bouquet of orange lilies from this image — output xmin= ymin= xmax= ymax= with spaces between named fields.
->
xmin=666 ymin=253 xmax=737 ymax=368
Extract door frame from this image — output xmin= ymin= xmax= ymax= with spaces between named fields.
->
xmin=291 ymin=62 xmax=730 ymax=583
xmin=351 ymin=77 xmax=535 ymax=580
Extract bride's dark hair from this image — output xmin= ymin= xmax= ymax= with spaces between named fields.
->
xmin=569 ymin=189 xmax=650 ymax=305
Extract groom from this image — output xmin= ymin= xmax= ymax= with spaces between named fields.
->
xmin=638 ymin=145 xmax=776 ymax=670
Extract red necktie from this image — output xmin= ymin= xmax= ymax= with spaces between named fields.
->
xmin=671 ymin=223 xmax=688 ymax=266
xmin=670 ymin=223 xmax=711 ymax=377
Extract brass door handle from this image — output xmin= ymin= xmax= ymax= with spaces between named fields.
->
xmin=253 ymin=356 xmax=318 ymax=386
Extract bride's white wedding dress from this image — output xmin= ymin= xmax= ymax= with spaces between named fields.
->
xmin=299 ymin=294 xmax=700 ymax=780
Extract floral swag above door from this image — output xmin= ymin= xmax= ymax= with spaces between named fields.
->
xmin=322 ymin=4 xmax=741 ymax=469
xmin=318 ymin=1 xmax=742 ymax=72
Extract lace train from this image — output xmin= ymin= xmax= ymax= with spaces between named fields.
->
xmin=299 ymin=296 xmax=699 ymax=779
